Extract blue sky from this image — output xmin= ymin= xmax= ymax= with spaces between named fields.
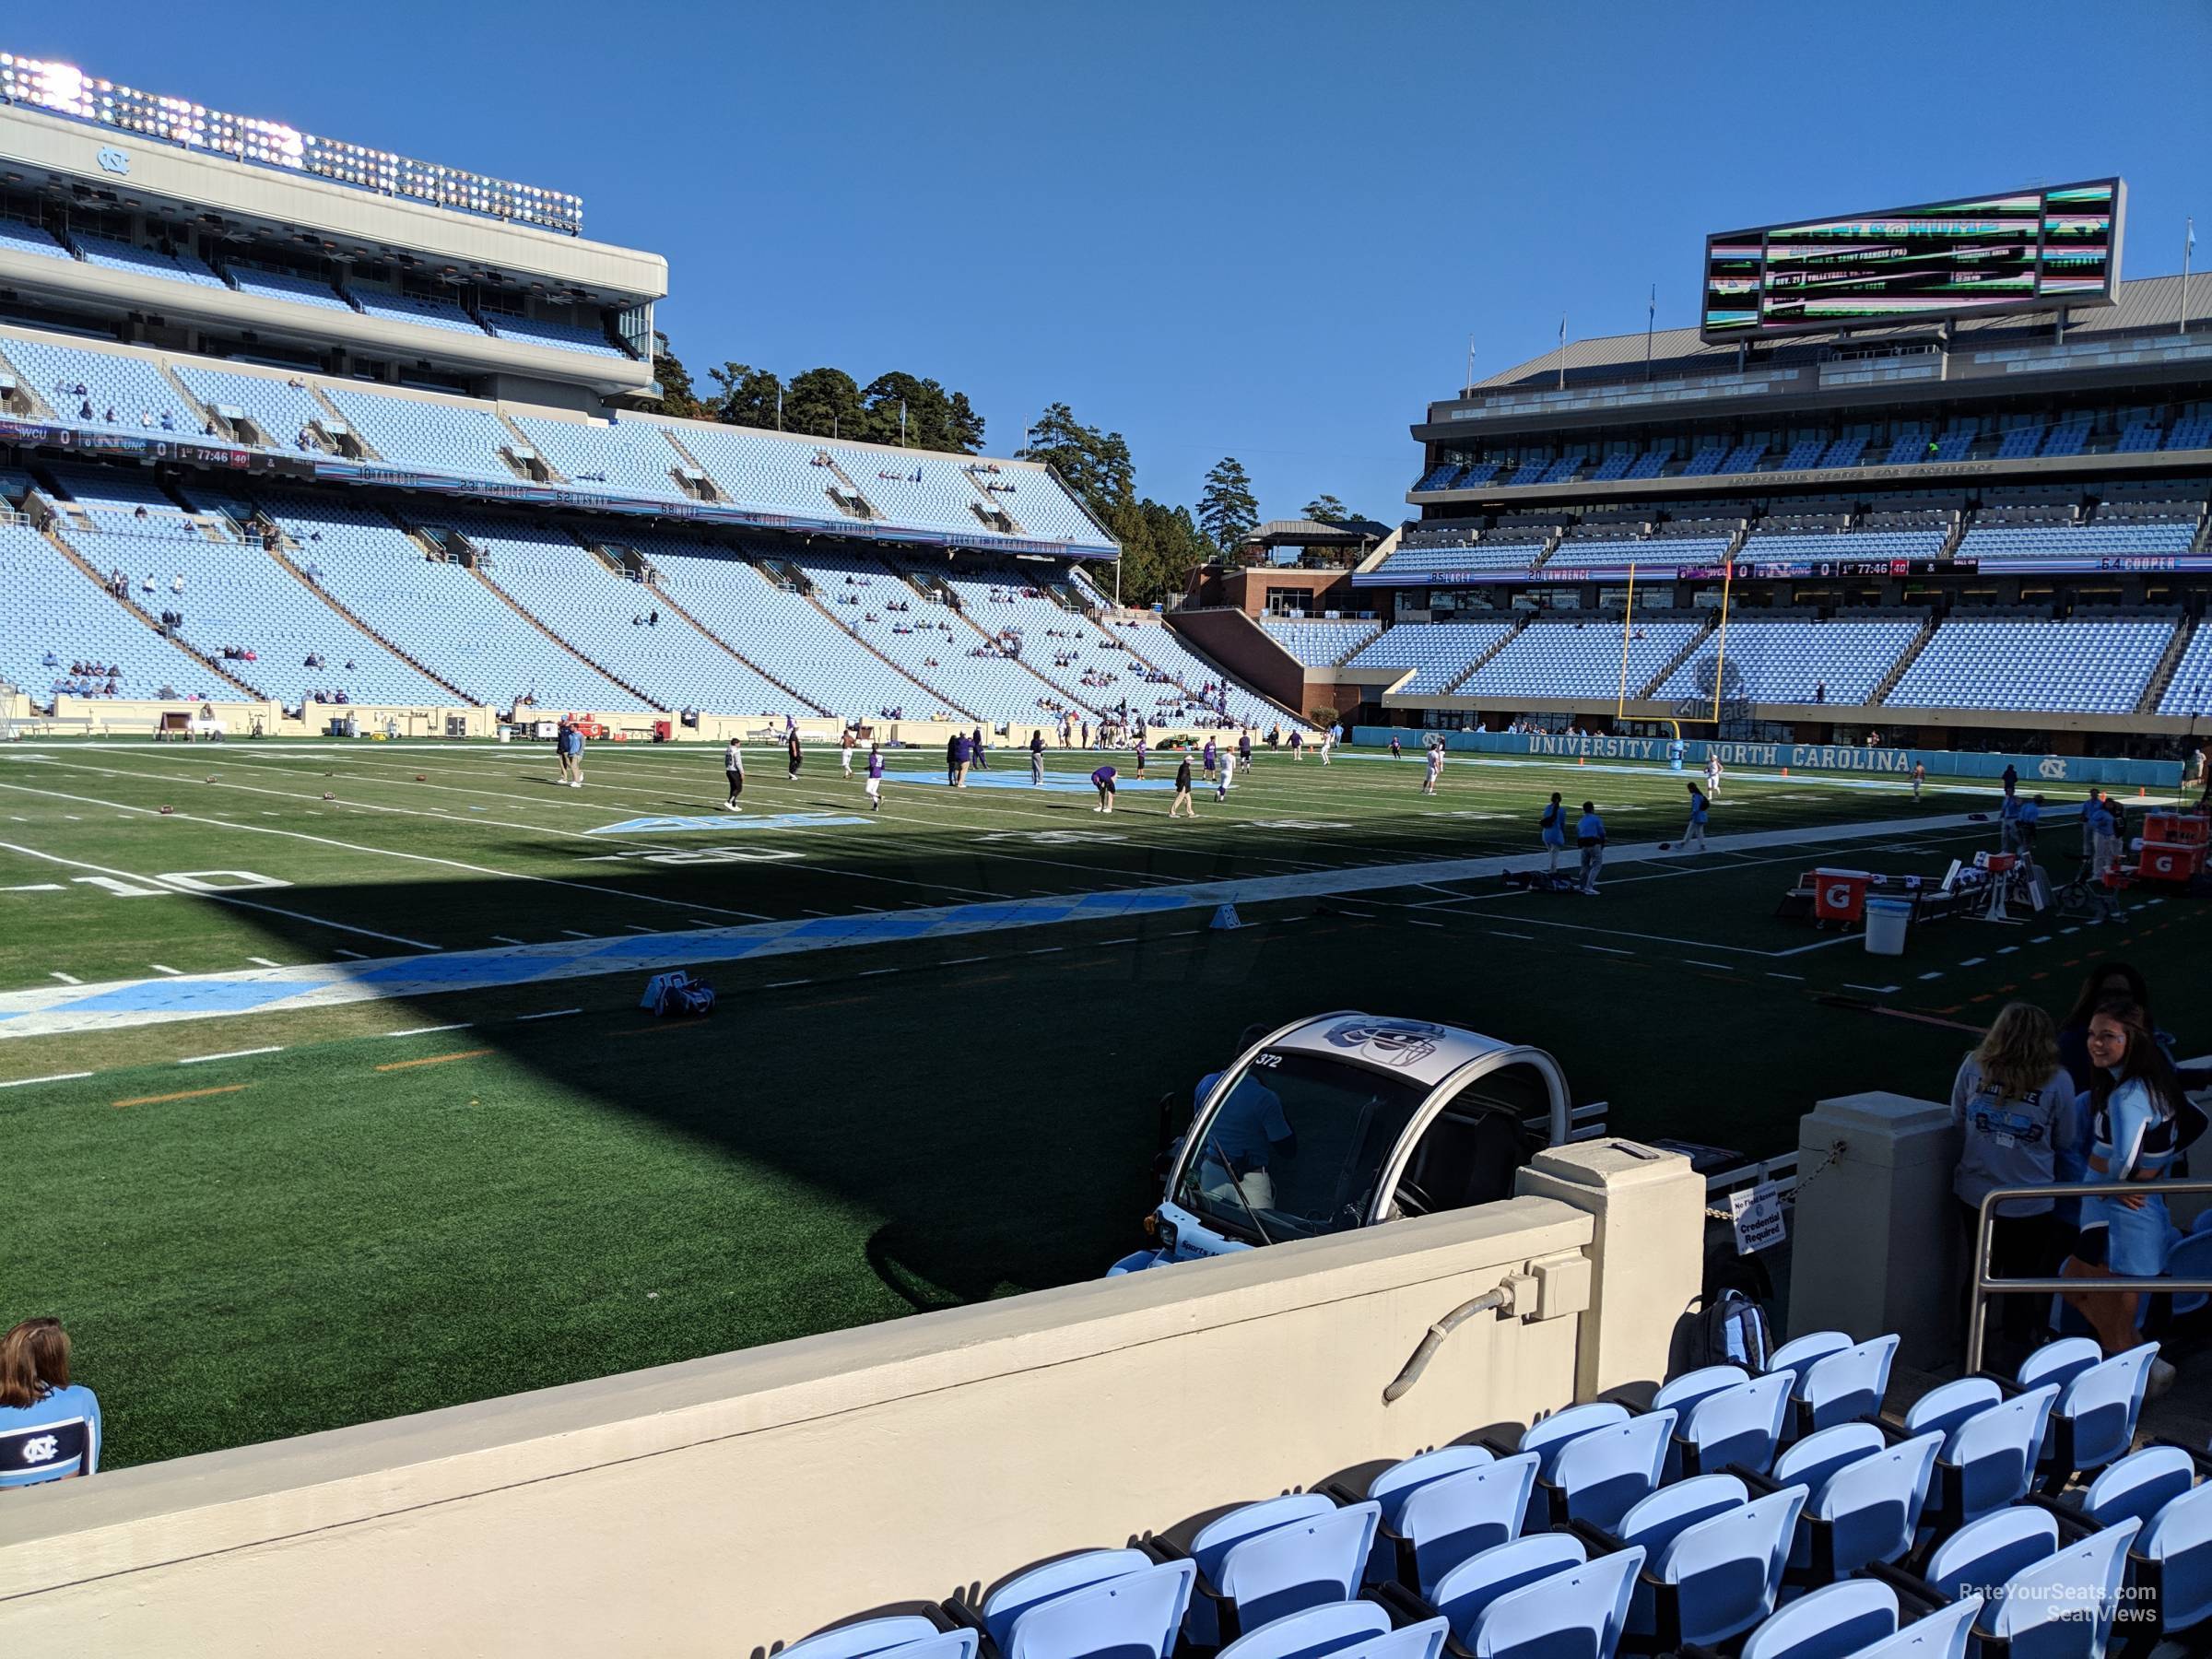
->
xmin=22 ymin=2 xmax=2211 ymax=525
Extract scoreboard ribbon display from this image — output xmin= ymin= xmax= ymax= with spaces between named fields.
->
xmin=1703 ymin=179 xmax=2122 ymax=342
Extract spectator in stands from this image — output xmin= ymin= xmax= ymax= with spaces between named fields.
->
xmin=2061 ymin=998 xmax=2196 ymax=1389
xmin=1950 ymin=1002 xmax=2077 ymax=1359
xmin=0 ymin=1317 xmax=101 ymax=1488
xmin=1813 ymin=679 xmax=1826 ymax=703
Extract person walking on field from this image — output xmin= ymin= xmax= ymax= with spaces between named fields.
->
xmin=1912 ymin=761 xmax=1925 ymax=802
xmin=1576 ymin=801 xmax=1607 ymax=895
xmin=1030 ymin=728 xmax=1046 ymax=786
xmin=1320 ymin=724 xmax=1335 ymax=765
xmin=1390 ymin=733 xmax=1403 ymax=761
xmin=1539 ymin=791 xmax=1567 ymax=873
xmin=1171 ymin=753 xmax=1195 ymax=818
xmin=1133 ymin=735 xmax=1147 ymax=777
xmin=971 ymin=726 xmax=988 ymax=771
xmin=1203 ymin=736 xmax=1217 ymax=778
xmin=1288 ymin=728 xmax=1304 ymax=760
xmin=785 ymin=726 xmax=803 ymax=781
xmin=1704 ymin=752 xmax=1723 ymax=800
xmin=560 ymin=719 xmax=585 ymax=788
xmin=865 ymin=742 xmax=885 ymax=811
xmin=1239 ymin=729 xmax=1253 ymax=771
xmin=840 ymin=726 xmax=855 ymax=778
xmin=722 ymin=736 xmax=746 ymax=811
xmin=1216 ymin=747 xmax=1236 ymax=802
xmin=950 ymin=729 xmax=972 ymax=789
xmin=946 ymin=731 xmax=962 ymax=787
xmin=1680 ymin=782 xmax=1709 ymax=854
xmin=1421 ymin=741 xmax=1443 ymax=796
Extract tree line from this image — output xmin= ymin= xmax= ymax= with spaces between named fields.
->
xmin=648 ymin=338 xmax=1359 ymax=607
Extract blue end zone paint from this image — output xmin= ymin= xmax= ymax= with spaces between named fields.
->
xmin=887 ymin=772 xmax=1175 ymax=793
xmin=587 ymin=814 xmax=874 ymax=835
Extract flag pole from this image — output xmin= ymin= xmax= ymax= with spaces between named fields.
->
xmin=1645 ymin=284 xmax=1656 ymax=381
xmin=1557 ymin=314 xmax=1567 ymax=390
xmin=2183 ymin=218 xmax=2195 ymax=337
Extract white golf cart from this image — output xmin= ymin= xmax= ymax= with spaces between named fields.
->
xmin=1110 ymin=1012 xmax=1601 ymax=1273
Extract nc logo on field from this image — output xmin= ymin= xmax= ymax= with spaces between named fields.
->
xmin=2037 ymin=757 xmax=2068 ymax=780
xmin=96 ymin=147 xmax=130 ymax=176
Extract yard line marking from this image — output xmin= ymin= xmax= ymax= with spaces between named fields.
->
xmin=1845 ymin=983 xmax=1901 ymax=994
xmin=560 ymin=929 xmax=594 ymax=939
xmin=1408 ymin=918 xmax=1445 ymax=928
xmin=149 ymin=964 xmax=182 ymax=976
xmin=114 ymin=1083 xmax=250 ymax=1108
xmin=384 ymin=1023 xmax=473 ymax=1037
xmin=1583 ymin=943 xmax=1632 ymax=954
xmin=247 ymin=956 xmax=283 ymax=968
xmin=1 ymin=1071 xmax=92 ymax=1088
xmin=48 ymin=971 xmax=80 ymax=984
xmin=764 ymin=978 xmax=812 ymax=988
xmin=803 ymin=909 xmax=835 ymax=917
xmin=0 ymin=883 xmax=63 ymax=892
xmin=335 ymin=948 xmax=367 ymax=959
xmin=490 ymin=935 xmax=526 ymax=946
xmin=624 ymin=924 xmax=657 ymax=934
xmin=2031 ymin=935 xmax=2053 ymax=944
xmin=515 ymin=1008 xmax=581 ymax=1021
xmin=179 ymin=1046 xmax=284 ymax=1065
xmin=858 ymin=968 xmax=900 ymax=977
xmin=1959 ymin=957 xmax=1986 ymax=967
xmin=1919 ymin=971 xmax=1946 ymax=981
xmin=1997 ymin=946 xmax=2019 ymax=955
xmin=374 ymin=1049 xmax=492 ymax=1073
xmin=1685 ymin=959 xmax=1734 ymax=971
xmin=61 ymin=814 xmax=79 ymax=820
xmin=1493 ymin=930 xmax=1535 ymax=940
xmin=2061 ymin=926 xmax=2080 ymax=935
xmin=1028 ymin=946 xmax=1065 ymax=955
xmin=1767 ymin=971 xmax=1806 ymax=981
xmin=940 ymin=956 xmax=989 ymax=965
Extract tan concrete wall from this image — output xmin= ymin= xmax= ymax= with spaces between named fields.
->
xmin=0 ymin=1144 xmax=1702 ymax=1656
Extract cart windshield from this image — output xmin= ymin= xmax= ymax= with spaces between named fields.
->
xmin=1174 ymin=1051 xmax=1428 ymax=1241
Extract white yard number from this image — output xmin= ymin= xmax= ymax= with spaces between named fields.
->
xmin=54 ymin=870 xmax=292 ymax=899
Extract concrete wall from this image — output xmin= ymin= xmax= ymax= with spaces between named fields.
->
xmin=0 ymin=1141 xmax=1702 ymax=1655
xmin=1169 ymin=608 xmax=1307 ymax=715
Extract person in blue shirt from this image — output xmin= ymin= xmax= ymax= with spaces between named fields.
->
xmin=2018 ymin=794 xmax=2042 ymax=859
xmin=1194 ymin=1029 xmax=1297 ymax=1211
xmin=1681 ymin=782 xmax=1710 ymax=854
xmin=1575 ymin=801 xmax=1606 ymax=895
xmin=1090 ymin=763 xmax=1117 ymax=813
xmin=2084 ymin=793 xmax=2120 ymax=877
xmin=2062 ymin=998 xmax=2194 ymax=1391
xmin=555 ymin=719 xmax=583 ymax=789
xmin=2079 ymin=789 xmax=2106 ymax=865
xmin=0 ymin=1318 xmax=100 ymax=1488
xmin=1539 ymin=792 xmax=1568 ymax=877
xmin=1998 ymin=788 xmax=2024 ymax=853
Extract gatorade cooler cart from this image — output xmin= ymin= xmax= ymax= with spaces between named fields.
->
xmin=2136 ymin=812 xmax=2209 ymax=886
xmin=1810 ymin=868 xmax=1873 ymax=927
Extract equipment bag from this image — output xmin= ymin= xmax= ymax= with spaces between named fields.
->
xmin=640 ymin=971 xmax=689 ymax=1012
xmin=665 ymin=979 xmax=716 ymax=1018
xmin=1688 ymin=1288 xmax=1774 ymax=1371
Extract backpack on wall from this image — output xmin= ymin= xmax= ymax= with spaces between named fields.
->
xmin=1685 ymin=1288 xmax=1774 ymax=1372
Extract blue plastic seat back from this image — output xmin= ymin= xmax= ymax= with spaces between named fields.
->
xmin=1797 ymin=1335 xmax=1900 ymax=1433
xmin=1551 ymin=1408 xmax=1676 ymax=1530
xmin=1431 ymin=1534 xmax=1587 ymax=1644
xmin=1682 ymin=1370 xmax=1796 ymax=1477
xmin=1655 ymin=1364 xmax=1751 ymax=1415
xmin=1739 ymin=1578 xmax=1898 ymax=1659
xmin=2140 ymin=1482 xmax=2212 ymax=1634
xmin=1214 ymin=1599 xmax=1391 ymax=1659
xmin=2078 ymin=1444 xmax=2195 ymax=1530
xmin=1193 ymin=1495 xmax=1338 ymax=1586
xmin=1772 ymin=1421 xmax=1885 ymax=1499
xmin=1007 ymin=1559 xmax=1196 ymax=1659
xmin=1620 ymin=1474 xmax=1747 ymax=1637
xmin=1217 ymin=1501 xmax=1379 ymax=1633
xmin=1837 ymin=1595 xmax=1983 ymax=1659
xmin=2051 ymin=1343 xmax=2159 ymax=1474
xmin=982 ymin=1548 xmax=1155 ymax=1649
xmin=1813 ymin=1430 xmax=1942 ymax=1577
xmin=1334 ymin=1618 xmax=1449 ymax=1659
xmin=1654 ymin=1483 xmax=1807 ymax=1647
xmin=1902 ymin=1377 xmax=2001 ymax=1449
xmin=1947 ymin=1382 xmax=2058 ymax=1525
xmin=1466 ymin=1543 xmax=1644 ymax=1659
xmin=782 ymin=1616 xmax=966 ymax=1659
xmin=1396 ymin=1453 xmax=1538 ymax=1598
xmin=2017 ymin=1336 xmax=2101 ymax=1393
xmin=1983 ymin=1517 xmax=2140 ymax=1653
xmin=1366 ymin=1444 xmax=1493 ymax=1531
xmin=1923 ymin=1506 xmax=2058 ymax=1603
xmin=2164 ymin=1229 xmax=2212 ymax=1318
xmin=1766 ymin=1330 xmax=1852 ymax=1377
xmin=1518 ymin=1401 xmax=1630 ymax=1479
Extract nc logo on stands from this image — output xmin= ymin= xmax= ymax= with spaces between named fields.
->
xmin=96 ymin=147 xmax=130 ymax=176
xmin=2037 ymin=757 xmax=2069 ymax=780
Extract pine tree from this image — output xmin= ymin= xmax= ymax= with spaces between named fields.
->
xmin=1198 ymin=456 xmax=1259 ymax=553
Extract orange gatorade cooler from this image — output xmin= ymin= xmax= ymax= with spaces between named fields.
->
xmin=1812 ymin=868 xmax=1872 ymax=924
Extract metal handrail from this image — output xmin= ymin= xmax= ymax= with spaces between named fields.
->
xmin=1966 ymin=1175 xmax=2212 ymax=1372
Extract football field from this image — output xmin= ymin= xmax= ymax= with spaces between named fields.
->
xmin=2 ymin=735 xmax=2202 ymax=1467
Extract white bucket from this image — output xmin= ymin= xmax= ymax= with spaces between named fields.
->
xmin=1865 ymin=896 xmax=1912 ymax=956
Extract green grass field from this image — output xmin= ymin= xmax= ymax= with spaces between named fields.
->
xmin=2 ymin=735 xmax=2203 ymax=1468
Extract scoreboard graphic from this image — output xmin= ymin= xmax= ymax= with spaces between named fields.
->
xmin=1702 ymin=180 xmax=2123 ymax=342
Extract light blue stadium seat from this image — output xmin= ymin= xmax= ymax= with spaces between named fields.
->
xmin=1976 ymin=1517 xmax=2140 ymax=1658
xmin=1462 ymin=1542 xmax=1641 ymax=1659
xmin=1262 ymin=619 xmax=1383 ymax=667
xmin=1005 ymin=1559 xmax=1195 ymax=1659
xmin=1214 ymin=1598 xmax=1392 ymax=1659
xmin=2040 ymin=1343 xmax=2159 ymax=1487
xmin=2136 ymin=1479 xmax=2212 ymax=1637
xmin=223 ymin=264 xmax=355 ymax=312
xmin=1787 ymin=1428 xmax=1941 ymax=1583
xmin=1768 ymin=1332 xmax=1851 ymax=1375
xmin=1345 ymin=623 xmax=1518 ymax=694
xmin=1844 ymin=1597 xmax=1982 ymax=1659
xmin=1674 ymin=1370 xmax=1796 ymax=1477
xmin=1389 ymin=1453 xmax=1538 ymax=1596
xmin=1790 ymin=1335 xmax=1900 ymax=1437
xmin=1332 ymin=1620 xmax=1448 ymax=1659
xmin=348 ymin=286 xmax=489 ymax=335
xmin=1644 ymin=1482 xmax=1806 ymax=1649
xmin=1739 ymin=1578 xmax=1898 ymax=1659
xmin=979 ymin=1547 xmax=1156 ymax=1648
xmin=1426 ymin=1533 xmax=1588 ymax=1642
xmin=1925 ymin=1382 xmax=2058 ymax=1535
xmin=1901 ymin=1378 xmax=2000 ymax=1446
xmin=2018 ymin=1338 xmax=2102 ymax=1393
xmin=1183 ymin=1496 xmax=1379 ymax=1644
xmin=1921 ymin=1506 xmax=2058 ymax=1603
xmin=2072 ymin=1444 xmax=2195 ymax=1530
xmin=481 ymin=308 xmax=629 ymax=359
xmin=781 ymin=1618 xmax=975 ymax=1659
xmin=1538 ymin=1408 xmax=1676 ymax=1530
xmin=1614 ymin=1472 xmax=1747 ymax=1637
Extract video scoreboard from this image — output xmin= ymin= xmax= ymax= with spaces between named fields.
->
xmin=1702 ymin=180 xmax=2123 ymax=342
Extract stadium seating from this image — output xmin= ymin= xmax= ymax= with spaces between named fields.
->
xmin=1097 ymin=617 xmax=1291 ymax=730
xmin=437 ymin=510 xmax=797 ymax=713
xmin=1957 ymin=521 xmax=2196 ymax=563
xmin=1886 ymin=618 xmax=2176 ymax=712
xmin=830 ymin=447 xmax=1005 ymax=542
xmin=1736 ymin=526 xmax=1947 ymax=562
xmin=68 ymin=230 xmax=226 ymax=289
xmin=1586 ymin=453 xmax=1634 ymax=482
xmin=1678 ymin=444 xmax=1729 ymax=477
xmin=348 ymin=286 xmax=488 ymax=335
xmin=508 ymin=416 xmax=691 ymax=500
xmin=1817 ymin=437 xmax=1866 ymax=468
xmin=221 ymin=264 xmax=355 ymax=312
xmin=1658 ymin=616 xmax=1922 ymax=704
xmin=2170 ymin=416 xmax=2212 ymax=451
xmin=1261 ymin=618 xmax=1382 ymax=665
xmin=2157 ymin=622 xmax=2212 ymax=715
xmin=1458 ymin=617 xmax=1700 ymax=700
xmin=0 ymin=519 xmax=233 ymax=700
xmin=0 ymin=332 xmax=208 ymax=433
xmin=0 ymin=215 xmax=72 ymax=262
xmin=168 ymin=364 xmax=335 ymax=452
xmin=1347 ymin=621 xmax=1517 ymax=694
xmin=666 ymin=422 xmax=853 ymax=519
xmin=1624 ymin=450 xmax=1670 ymax=480
xmin=317 ymin=384 xmax=525 ymax=482
xmin=479 ymin=308 xmax=630 ymax=359
xmin=972 ymin=462 xmax=1114 ymax=547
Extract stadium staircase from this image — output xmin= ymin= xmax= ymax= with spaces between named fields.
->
xmin=816 ymin=452 xmax=883 ymax=523
xmin=1520 ymin=525 xmax=1571 ymax=572
xmin=36 ymin=517 xmax=265 ymax=699
xmin=1868 ymin=615 xmax=1941 ymax=706
xmin=254 ymin=527 xmax=474 ymax=703
xmin=1938 ymin=513 xmax=1971 ymax=560
xmin=754 ymin=553 xmax=814 ymax=594
xmin=0 ymin=371 xmax=56 ymax=422
xmin=1102 ymin=614 xmax=1307 ymax=725
xmin=463 ymin=558 xmax=661 ymax=710
xmin=1638 ymin=615 xmax=1719 ymax=697
xmin=2140 ymin=615 xmax=2199 ymax=714
xmin=595 ymin=539 xmax=831 ymax=715
xmin=916 ymin=563 xmax=1112 ymax=717
xmin=1438 ymin=613 xmax=1533 ymax=692
xmin=898 ymin=562 xmax=959 ymax=606
xmin=494 ymin=410 xmax=570 ymax=485
xmin=794 ymin=581 xmax=979 ymax=721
